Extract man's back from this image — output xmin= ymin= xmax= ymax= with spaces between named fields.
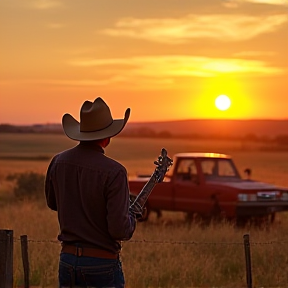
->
xmin=45 ymin=141 xmax=134 ymax=253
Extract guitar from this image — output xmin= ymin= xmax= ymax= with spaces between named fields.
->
xmin=129 ymin=148 xmax=173 ymax=219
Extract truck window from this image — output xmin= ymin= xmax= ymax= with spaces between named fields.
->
xmin=201 ymin=160 xmax=217 ymax=176
xmin=218 ymin=160 xmax=236 ymax=177
xmin=201 ymin=159 xmax=238 ymax=179
xmin=176 ymin=159 xmax=197 ymax=182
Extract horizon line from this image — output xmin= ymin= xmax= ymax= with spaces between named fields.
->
xmin=1 ymin=118 xmax=288 ymax=126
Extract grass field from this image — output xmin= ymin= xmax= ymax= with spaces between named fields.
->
xmin=1 ymin=133 xmax=288 ymax=287
xmin=1 ymin=133 xmax=287 ymax=185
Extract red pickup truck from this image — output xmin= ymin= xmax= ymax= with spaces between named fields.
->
xmin=129 ymin=153 xmax=288 ymax=225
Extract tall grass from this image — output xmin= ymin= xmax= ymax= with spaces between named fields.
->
xmin=0 ymin=134 xmax=288 ymax=287
xmin=2 ymin=202 xmax=288 ymax=287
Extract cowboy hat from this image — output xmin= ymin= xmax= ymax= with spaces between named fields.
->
xmin=62 ymin=97 xmax=130 ymax=141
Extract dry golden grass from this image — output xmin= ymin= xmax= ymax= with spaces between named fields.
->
xmin=2 ymin=202 xmax=288 ymax=287
xmin=1 ymin=134 xmax=288 ymax=287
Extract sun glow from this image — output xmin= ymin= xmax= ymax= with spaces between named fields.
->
xmin=215 ymin=95 xmax=231 ymax=111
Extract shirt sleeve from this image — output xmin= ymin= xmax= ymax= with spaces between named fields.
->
xmin=45 ymin=156 xmax=57 ymax=211
xmin=105 ymin=167 xmax=136 ymax=241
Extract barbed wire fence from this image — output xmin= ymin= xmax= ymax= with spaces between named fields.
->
xmin=2 ymin=229 xmax=288 ymax=288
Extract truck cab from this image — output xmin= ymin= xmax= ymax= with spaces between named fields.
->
xmin=129 ymin=153 xmax=288 ymax=225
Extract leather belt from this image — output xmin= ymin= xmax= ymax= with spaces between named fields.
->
xmin=61 ymin=244 xmax=118 ymax=259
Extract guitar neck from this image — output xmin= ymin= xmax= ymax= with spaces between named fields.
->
xmin=130 ymin=173 xmax=158 ymax=214
xmin=129 ymin=148 xmax=172 ymax=217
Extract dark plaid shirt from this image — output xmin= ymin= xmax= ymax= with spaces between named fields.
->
xmin=45 ymin=141 xmax=136 ymax=254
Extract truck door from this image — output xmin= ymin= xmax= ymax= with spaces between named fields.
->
xmin=173 ymin=158 xmax=201 ymax=212
xmin=173 ymin=158 xmax=215 ymax=216
xmin=199 ymin=159 xmax=222 ymax=217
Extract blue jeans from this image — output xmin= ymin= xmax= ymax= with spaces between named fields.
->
xmin=59 ymin=252 xmax=125 ymax=288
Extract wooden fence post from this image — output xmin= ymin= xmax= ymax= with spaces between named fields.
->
xmin=243 ymin=234 xmax=252 ymax=288
xmin=20 ymin=235 xmax=30 ymax=288
xmin=0 ymin=229 xmax=13 ymax=288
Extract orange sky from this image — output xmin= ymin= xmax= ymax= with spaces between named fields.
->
xmin=0 ymin=0 xmax=287 ymax=124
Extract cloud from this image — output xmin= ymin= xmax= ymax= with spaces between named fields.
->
xmin=0 ymin=77 xmax=174 ymax=90
xmin=29 ymin=0 xmax=63 ymax=10
xmin=223 ymin=0 xmax=288 ymax=6
xmin=69 ymin=55 xmax=284 ymax=79
xmin=233 ymin=51 xmax=276 ymax=57
xmin=100 ymin=14 xmax=288 ymax=44
xmin=39 ymin=77 xmax=128 ymax=86
xmin=222 ymin=1 xmax=240 ymax=8
xmin=249 ymin=0 xmax=288 ymax=4
xmin=46 ymin=23 xmax=65 ymax=29
xmin=3 ymin=55 xmax=283 ymax=90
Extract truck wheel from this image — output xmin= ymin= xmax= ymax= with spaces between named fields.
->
xmin=185 ymin=212 xmax=207 ymax=225
xmin=271 ymin=212 xmax=276 ymax=223
xmin=185 ymin=212 xmax=194 ymax=222
xmin=256 ymin=214 xmax=275 ymax=228
xmin=236 ymin=217 xmax=249 ymax=228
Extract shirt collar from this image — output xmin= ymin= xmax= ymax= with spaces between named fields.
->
xmin=78 ymin=141 xmax=105 ymax=154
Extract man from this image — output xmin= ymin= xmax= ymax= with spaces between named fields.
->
xmin=45 ymin=97 xmax=137 ymax=288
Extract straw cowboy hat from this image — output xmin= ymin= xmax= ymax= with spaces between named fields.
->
xmin=62 ymin=97 xmax=130 ymax=141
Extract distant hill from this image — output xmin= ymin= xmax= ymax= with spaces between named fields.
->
xmin=124 ymin=119 xmax=288 ymax=138
xmin=0 ymin=119 xmax=287 ymax=139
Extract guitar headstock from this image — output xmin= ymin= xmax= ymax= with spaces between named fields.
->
xmin=154 ymin=148 xmax=173 ymax=183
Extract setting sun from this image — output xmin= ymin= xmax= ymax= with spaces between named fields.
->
xmin=215 ymin=95 xmax=231 ymax=111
